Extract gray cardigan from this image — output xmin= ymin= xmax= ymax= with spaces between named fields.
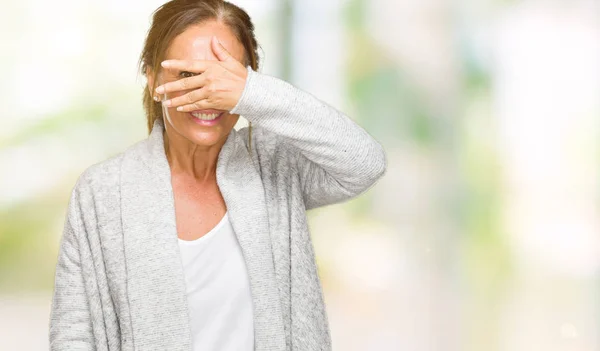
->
xmin=49 ymin=67 xmax=387 ymax=351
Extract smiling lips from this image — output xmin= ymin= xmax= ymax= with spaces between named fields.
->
xmin=189 ymin=109 xmax=224 ymax=120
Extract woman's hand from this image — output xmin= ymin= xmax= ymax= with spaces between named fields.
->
xmin=155 ymin=35 xmax=248 ymax=113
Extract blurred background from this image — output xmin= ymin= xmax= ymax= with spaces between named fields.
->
xmin=1 ymin=0 xmax=599 ymax=350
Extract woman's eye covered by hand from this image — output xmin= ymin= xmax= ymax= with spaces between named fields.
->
xmin=179 ymin=71 xmax=197 ymax=79
xmin=153 ymin=36 xmax=248 ymax=112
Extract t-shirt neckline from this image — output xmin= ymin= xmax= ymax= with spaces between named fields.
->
xmin=177 ymin=211 xmax=228 ymax=245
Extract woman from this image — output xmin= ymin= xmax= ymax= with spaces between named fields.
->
xmin=49 ymin=0 xmax=387 ymax=350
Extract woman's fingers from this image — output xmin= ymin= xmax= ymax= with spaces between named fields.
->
xmin=154 ymin=47 xmax=246 ymax=111
xmin=156 ymin=72 xmax=208 ymax=94
xmin=160 ymin=59 xmax=215 ymax=72
xmin=155 ymin=59 xmax=218 ymax=94
xmin=162 ymin=86 xmax=209 ymax=108
xmin=211 ymin=36 xmax=234 ymax=63
xmin=175 ymin=99 xmax=214 ymax=113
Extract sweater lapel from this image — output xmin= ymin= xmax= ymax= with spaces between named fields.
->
xmin=120 ymin=119 xmax=286 ymax=350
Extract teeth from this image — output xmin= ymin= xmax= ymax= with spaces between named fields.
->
xmin=191 ymin=112 xmax=220 ymax=120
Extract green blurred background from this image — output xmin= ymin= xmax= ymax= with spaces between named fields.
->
xmin=1 ymin=0 xmax=599 ymax=350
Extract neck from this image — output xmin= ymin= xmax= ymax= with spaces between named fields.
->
xmin=163 ymin=129 xmax=223 ymax=183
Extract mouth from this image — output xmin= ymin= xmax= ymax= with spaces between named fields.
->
xmin=188 ymin=109 xmax=225 ymax=126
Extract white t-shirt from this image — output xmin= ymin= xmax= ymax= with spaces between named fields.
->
xmin=177 ymin=211 xmax=255 ymax=351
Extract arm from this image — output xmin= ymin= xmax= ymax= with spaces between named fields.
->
xmin=231 ymin=67 xmax=387 ymax=210
xmin=49 ymin=178 xmax=96 ymax=350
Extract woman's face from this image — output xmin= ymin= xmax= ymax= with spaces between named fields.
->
xmin=151 ymin=20 xmax=246 ymax=148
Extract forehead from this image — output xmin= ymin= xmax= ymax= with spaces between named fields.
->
xmin=166 ymin=20 xmax=245 ymax=63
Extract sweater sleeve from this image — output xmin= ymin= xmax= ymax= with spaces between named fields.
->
xmin=49 ymin=178 xmax=95 ymax=350
xmin=230 ymin=67 xmax=387 ymax=210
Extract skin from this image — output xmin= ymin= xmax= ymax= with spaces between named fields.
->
xmin=145 ymin=20 xmax=249 ymax=240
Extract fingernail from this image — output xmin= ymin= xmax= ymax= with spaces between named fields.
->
xmin=161 ymin=61 xmax=170 ymax=68
xmin=176 ymin=106 xmax=183 ymax=112
xmin=153 ymin=96 xmax=159 ymax=102
xmin=162 ymin=100 xmax=171 ymax=107
xmin=155 ymin=86 xmax=164 ymax=94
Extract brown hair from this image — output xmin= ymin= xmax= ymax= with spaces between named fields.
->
xmin=138 ymin=0 xmax=260 ymax=135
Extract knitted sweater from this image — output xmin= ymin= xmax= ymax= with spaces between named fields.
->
xmin=49 ymin=66 xmax=387 ymax=351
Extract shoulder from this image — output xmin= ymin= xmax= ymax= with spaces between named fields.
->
xmin=81 ymin=152 xmax=124 ymax=184
xmin=67 ymin=153 xmax=123 ymax=209
xmin=72 ymin=137 xmax=146 ymax=196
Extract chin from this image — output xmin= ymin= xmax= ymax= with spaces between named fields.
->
xmin=187 ymin=115 xmax=237 ymax=144
xmin=186 ymin=130 xmax=224 ymax=147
